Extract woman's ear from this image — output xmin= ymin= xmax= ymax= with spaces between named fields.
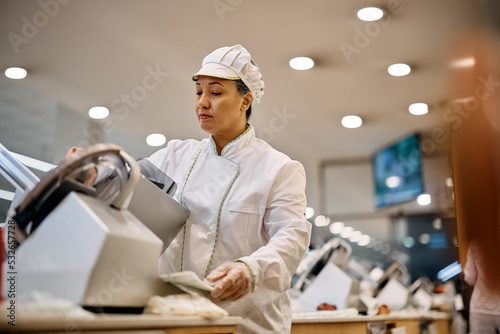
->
xmin=241 ymin=92 xmax=253 ymax=112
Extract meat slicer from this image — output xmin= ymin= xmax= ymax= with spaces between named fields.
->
xmin=1 ymin=143 xmax=189 ymax=310
xmin=291 ymin=237 xmax=361 ymax=311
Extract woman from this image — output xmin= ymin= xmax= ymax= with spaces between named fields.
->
xmin=147 ymin=44 xmax=311 ymax=333
xmin=464 ymin=241 xmax=500 ymax=333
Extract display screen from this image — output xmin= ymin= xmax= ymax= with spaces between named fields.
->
xmin=372 ymin=133 xmax=424 ymax=208
xmin=437 ymin=261 xmax=462 ymax=282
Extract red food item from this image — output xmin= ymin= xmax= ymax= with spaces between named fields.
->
xmin=317 ymin=303 xmax=337 ymax=311
xmin=434 ymin=285 xmax=446 ymax=294
xmin=377 ymin=304 xmax=390 ymax=315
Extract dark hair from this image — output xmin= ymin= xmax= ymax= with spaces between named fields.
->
xmin=235 ymin=79 xmax=252 ymax=121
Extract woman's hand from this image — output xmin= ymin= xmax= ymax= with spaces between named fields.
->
xmin=65 ymin=146 xmax=83 ymax=158
xmin=206 ymin=262 xmax=252 ymax=302
xmin=65 ymin=146 xmax=97 ymax=186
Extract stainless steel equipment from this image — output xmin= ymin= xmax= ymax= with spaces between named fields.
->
xmin=1 ymin=144 xmax=189 ymax=308
xmin=292 ymin=237 xmax=352 ymax=292
xmin=0 ymin=143 xmax=39 ymax=193
xmin=291 ymin=237 xmax=361 ymax=311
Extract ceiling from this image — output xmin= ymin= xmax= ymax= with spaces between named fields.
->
xmin=0 ymin=1 xmax=481 ymax=233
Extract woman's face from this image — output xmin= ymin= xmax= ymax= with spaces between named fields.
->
xmin=194 ymin=76 xmax=251 ymax=139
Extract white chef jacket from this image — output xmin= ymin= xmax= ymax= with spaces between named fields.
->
xmin=147 ymin=125 xmax=312 ymax=334
xmin=464 ymin=241 xmax=500 ymax=316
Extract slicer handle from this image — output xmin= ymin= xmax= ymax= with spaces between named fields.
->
xmin=111 ymin=149 xmax=140 ymax=210
xmin=15 ymin=143 xmax=141 ymax=214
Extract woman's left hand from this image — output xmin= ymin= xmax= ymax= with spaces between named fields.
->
xmin=206 ymin=262 xmax=252 ymax=302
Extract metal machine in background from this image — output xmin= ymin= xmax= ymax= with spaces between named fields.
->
xmin=1 ymin=143 xmax=189 ymax=309
xmin=408 ymin=276 xmax=434 ymax=311
xmin=290 ymin=236 xmax=417 ymax=313
xmin=373 ymin=262 xmax=410 ymax=310
xmin=292 ymin=237 xmax=352 ymax=292
xmin=290 ymin=237 xmax=362 ymax=312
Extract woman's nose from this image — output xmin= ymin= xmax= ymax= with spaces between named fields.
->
xmin=197 ymin=92 xmax=210 ymax=108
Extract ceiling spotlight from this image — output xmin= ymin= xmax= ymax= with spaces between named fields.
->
xmin=388 ymin=63 xmax=411 ymax=76
xmin=305 ymin=207 xmax=315 ymax=219
xmin=433 ymin=218 xmax=442 ymax=230
xmin=369 ymin=267 xmax=384 ymax=281
xmin=417 ymin=193 xmax=432 ymax=206
xmin=88 ymin=106 xmax=110 ymax=120
xmin=381 ymin=244 xmax=391 ymax=254
xmin=451 ymin=57 xmax=475 ymax=68
xmin=5 ymin=67 xmax=27 ymax=79
xmin=330 ymin=222 xmax=344 ymax=234
xmin=146 ymin=133 xmax=167 ymax=147
xmin=419 ymin=233 xmax=430 ymax=244
xmin=340 ymin=226 xmax=354 ymax=239
xmin=385 ymin=176 xmax=401 ymax=188
xmin=341 ymin=115 xmax=363 ymax=128
xmin=289 ymin=57 xmax=314 ymax=71
xmin=409 ymin=103 xmax=428 ymax=116
xmin=357 ymin=7 xmax=384 ymax=21
xmin=446 ymin=177 xmax=453 ymax=187
xmin=349 ymin=230 xmax=363 ymax=243
xmin=358 ymin=235 xmax=371 ymax=247
xmin=314 ymin=215 xmax=327 ymax=227
xmin=403 ymin=236 xmax=415 ymax=248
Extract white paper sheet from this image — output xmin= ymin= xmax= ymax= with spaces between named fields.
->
xmin=160 ymin=271 xmax=214 ymax=298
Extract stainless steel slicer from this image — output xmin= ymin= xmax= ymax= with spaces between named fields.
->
xmin=1 ymin=143 xmax=189 ymax=308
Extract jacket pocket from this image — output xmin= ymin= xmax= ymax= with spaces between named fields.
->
xmin=226 ymin=201 xmax=267 ymax=253
xmin=228 ymin=201 xmax=265 ymax=216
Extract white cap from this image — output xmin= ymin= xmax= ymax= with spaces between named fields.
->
xmin=192 ymin=44 xmax=265 ymax=105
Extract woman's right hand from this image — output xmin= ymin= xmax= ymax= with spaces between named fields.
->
xmin=65 ymin=146 xmax=83 ymax=158
xmin=65 ymin=146 xmax=97 ymax=186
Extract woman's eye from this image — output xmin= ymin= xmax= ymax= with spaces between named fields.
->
xmin=211 ymin=92 xmax=221 ymax=95
xmin=195 ymin=92 xmax=202 ymax=96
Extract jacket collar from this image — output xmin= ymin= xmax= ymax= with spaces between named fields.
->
xmin=208 ymin=125 xmax=255 ymax=157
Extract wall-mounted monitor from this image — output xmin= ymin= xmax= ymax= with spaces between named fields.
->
xmin=372 ymin=133 xmax=424 ymax=209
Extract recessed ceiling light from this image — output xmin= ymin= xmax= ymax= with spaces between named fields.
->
xmin=340 ymin=226 xmax=354 ymax=239
xmin=88 ymin=106 xmax=110 ymax=119
xmin=146 ymin=133 xmax=166 ymax=147
xmin=381 ymin=244 xmax=391 ymax=254
xmin=329 ymin=221 xmax=344 ymax=234
xmin=314 ymin=215 xmax=330 ymax=227
xmin=5 ymin=67 xmax=27 ymax=79
xmin=451 ymin=57 xmax=475 ymax=68
xmin=388 ymin=63 xmax=411 ymax=76
xmin=313 ymin=215 xmax=325 ymax=227
xmin=358 ymin=235 xmax=371 ymax=247
xmin=409 ymin=103 xmax=428 ymax=115
xmin=289 ymin=57 xmax=314 ymax=70
xmin=417 ymin=193 xmax=432 ymax=206
xmin=446 ymin=177 xmax=453 ymax=187
xmin=419 ymin=233 xmax=430 ymax=244
xmin=369 ymin=267 xmax=384 ymax=281
xmin=373 ymin=240 xmax=383 ymax=251
xmin=349 ymin=230 xmax=363 ymax=243
xmin=305 ymin=207 xmax=315 ymax=219
xmin=341 ymin=115 xmax=363 ymax=128
xmin=403 ymin=236 xmax=415 ymax=248
xmin=433 ymin=218 xmax=442 ymax=230
xmin=357 ymin=7 xmax=384 ymax=21
xmin=385 ymin=176 xmax=401 ymax=188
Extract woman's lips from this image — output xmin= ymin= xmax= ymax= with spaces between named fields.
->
xmin=199 ymin=114 xmax=212 ymax=120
